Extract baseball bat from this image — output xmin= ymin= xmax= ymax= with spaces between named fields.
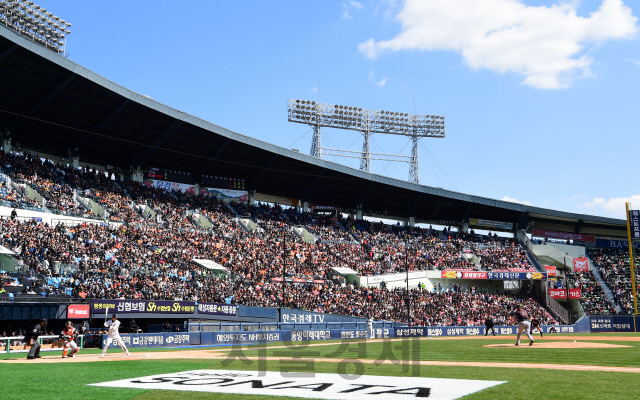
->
xmin=104 ymin=306 xmax=110 ymax=324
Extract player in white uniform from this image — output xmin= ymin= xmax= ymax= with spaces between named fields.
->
xmin=367 ymin=316 xmax=375 ymax=339
xmin=101 ymin=314 xmax=130 ymax=356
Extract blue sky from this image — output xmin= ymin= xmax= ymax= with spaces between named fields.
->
xmin=47 ymin=0 xmax=640 ymax=219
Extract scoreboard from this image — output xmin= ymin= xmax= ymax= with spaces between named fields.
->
xmin=202 ymin=175 xmax=245 ymax=190
xmin=146 ymin=167 xmax=194 ymax=185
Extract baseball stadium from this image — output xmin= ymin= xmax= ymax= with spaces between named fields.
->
xmin=1 ymin=1 xmax=639 ymax=399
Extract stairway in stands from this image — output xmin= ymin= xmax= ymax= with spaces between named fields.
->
xmin=587 ymin=254 xmax=622 ymax=313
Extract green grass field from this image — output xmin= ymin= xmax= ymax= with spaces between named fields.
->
xmin=2 ymin=334 xmax=640 ymax=400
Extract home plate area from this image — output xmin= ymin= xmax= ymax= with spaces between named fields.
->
xmin=89 ymin=369 xmax=506 ymax=400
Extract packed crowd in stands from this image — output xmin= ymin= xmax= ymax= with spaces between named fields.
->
xmin=565 ymin=270 xmax=617 ymax=315
xmin=589 ymin=248 xmax=640 ymax=315
xmin=0 ymin=150 xmax=563 ymax=324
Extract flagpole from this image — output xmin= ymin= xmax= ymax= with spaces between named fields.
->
xmin=625 ymin=202 xmax=638 ymax=315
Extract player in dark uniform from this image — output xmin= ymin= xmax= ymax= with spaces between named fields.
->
xmin=530 ymin=317 xmax=543 ymax=338
xmin=513 ymin=304 xmax=534 ymax=346
xmin=484 ymin=317 xmax=496 ymax=336
xmin=25 ymin=318 xmax=47 ymax=359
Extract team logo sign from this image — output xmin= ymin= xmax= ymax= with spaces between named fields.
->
xmin=90 ymin=369 xmax=505 ymax=399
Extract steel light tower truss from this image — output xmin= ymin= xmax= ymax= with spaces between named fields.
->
xmin=0 ymin=0 xmax=71 ymax=55
xmin=287 ymin=99 xmax=445 ymax=184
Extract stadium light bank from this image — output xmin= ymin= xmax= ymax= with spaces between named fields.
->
xmin=0 ymin=0 xmax=71 ymax=55
xmin=287 ymin=99 xmax=445 ymax=184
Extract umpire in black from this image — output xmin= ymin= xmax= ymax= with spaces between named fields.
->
xmin=484 ymin=317 xmax=496 ymax=336
xmin=25 ymin=318 xmax=47 ymax=359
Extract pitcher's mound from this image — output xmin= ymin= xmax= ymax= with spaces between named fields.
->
xmin=484 ymin=342 xmax=632 ymax=349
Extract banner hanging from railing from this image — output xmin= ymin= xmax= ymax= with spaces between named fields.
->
xmin=573 ymin=257 xmax=589 ymax=273
xmin=441 ymin=271 xmax=546 ymax=280
xmin=91 ymin=299 xmax=196 ymax=314
xmin=549 ymin=288 xmax=581 ymax=299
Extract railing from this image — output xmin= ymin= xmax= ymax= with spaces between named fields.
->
xmin=2 ymin=334 xmax=85 ymax=354
xmin=545 ymin=292 xmax=569 ymax=324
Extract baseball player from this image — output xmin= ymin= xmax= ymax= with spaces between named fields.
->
xmin=367 ymin=316 xmax=375 ymax=339
xmin=61 ymin=321 xmax=80 ymax=358
xmin=530 ymin=317 xmax=543 ymax=338
xmin=484 ymin=317 xmax=496 ymax=336
xmin=101 ymin=314 xmax=130 ymax=356
xmin=513 ymin=304 xmax=534 ymax=346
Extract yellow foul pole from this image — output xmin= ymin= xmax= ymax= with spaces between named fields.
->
xmin=625 ymin=202 xmax=638 ymax=316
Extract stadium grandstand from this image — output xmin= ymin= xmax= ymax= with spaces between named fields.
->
xmin=0 ymin=18 xmax=638 ymax=339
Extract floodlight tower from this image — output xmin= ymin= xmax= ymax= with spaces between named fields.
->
xmin=0 ymin=0 xmax=71 ymax=55
xmin=287 ymin=99 xmax=446 ymax=184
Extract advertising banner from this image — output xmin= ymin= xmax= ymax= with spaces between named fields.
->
xmin=67 ymin=304 xmax=90 ymax=319
xmin=589 ymin=316 xmax=636 ymax=332
xmin=102 ymin=333 xmax=199 ymax=348
xmin=196 ymin=302 xmax=238 ymax=316
xmin=204 ymin=188 xmax=248 ymax=201
xmin=441 ymin=271 xmax=546 ymax=280
xmin=440 ymin=271 xmax=487 ymax=280
xmin=595 ymin=238 xmax=640 ymax=250
xmin=395 ymin=324 xmax=582 ymax=337
xmin=531 ymin=229 xmax=595 ymax=242
xmin=91 ymin=299 xmax=196 ymax=314
xmin=573 ymin=257 xmax=589 ymax=273
xmin=144 ymin=179 xmax=195 ymax=194
xmin=280 ymin=309 xmax=367 ymax=324
xmin=469 ymin=218 xmax=513 ymax=230
xmin=90 ymin=369 xmax=506 ymax=399
xmin=544 ymin=266 xmax=557 ymax=276
xmin=629 ymin=210 xmax=640 ymax=239
xmin=549 ymin=288 xmax=581 ymax=299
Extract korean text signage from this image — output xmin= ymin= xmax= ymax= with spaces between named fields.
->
xmin=90 ymin=369 xmax=506 ymax=399
xmin=91 ymin=300 xmax=195 ymax=314
xmin=630 ymin=210 xmax=640 ymax=239
xmin=549 ymin=288 xmax=581 ymax=299
xmin=441 ymin=271 xmax=487 ymax=279
xmin=396 ymin=324 xmax=581 ymax=337
xmin=531 ymin=229 xmax=595 ymax=242
xmin=590 ymin=316 xmax=637 ymax=332
xmin=67 ymin=304 xmax=90 ymax=319
xmin=197 ymin=303 xmax=238 ymax=317
xmin=573 ymin=257 xmax=589 ymax=273
xmin=441 ymin=271 xmax=546 ymax=280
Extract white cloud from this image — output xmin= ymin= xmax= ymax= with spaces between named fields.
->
xmin=502 ymin=196 xmax=532 ymax=206
xmin=368 ymin=69 xmax=388 ymax=87
xmin=582 ymin=195 xmax=640 ymax=218
xmin=342 ymin=1 xmax=364 ymax=19
xmin=358 ymin=0 xmax=638 ymax=89
xmin=626 ymin=58 xmax=640 ymax=66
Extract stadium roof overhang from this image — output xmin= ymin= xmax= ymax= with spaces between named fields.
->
xmin=0 ymin=27 xmax=628 ymax=238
